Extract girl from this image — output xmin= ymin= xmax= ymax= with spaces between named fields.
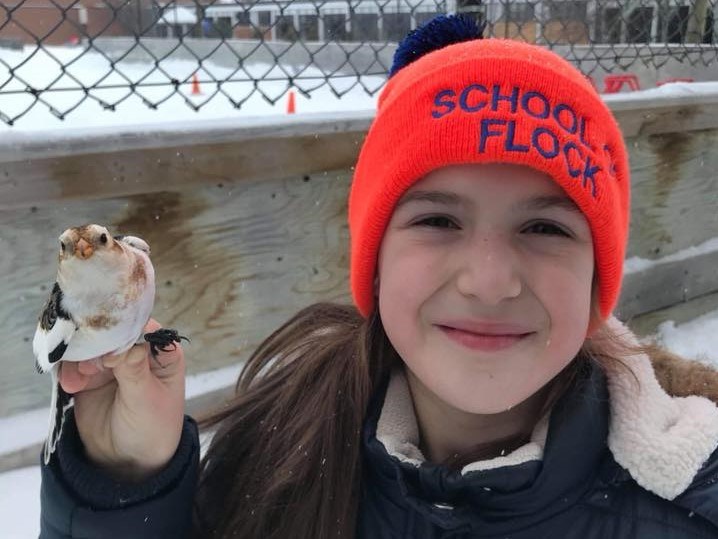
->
xmin=40 ymin=15 xmax=718 ymax=539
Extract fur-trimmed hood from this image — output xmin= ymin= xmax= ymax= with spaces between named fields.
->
xmin=373 ymin=316 xmax=718 ymax=502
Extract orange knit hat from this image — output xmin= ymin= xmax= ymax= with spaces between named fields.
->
xmin=349 ymin=16 xmax=630 ymax=326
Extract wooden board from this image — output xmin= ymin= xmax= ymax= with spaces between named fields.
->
xmin=618 ymin=250 xmax=718 ymax=319
xmin=0 ymin=115 xmax=370 ymax=210
xmin=1 ymin=96 xmax=718 ymax=422
xmin=0 ymin=169 xmax=353 ymax=417
xmin=626 ymin=130 xmax=718 ymax=259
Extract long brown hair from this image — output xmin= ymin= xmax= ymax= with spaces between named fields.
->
xmin=194 ymin=302 xmax=397 ymax=538
xmin=193 ymin=298 xmax=654 ymax=538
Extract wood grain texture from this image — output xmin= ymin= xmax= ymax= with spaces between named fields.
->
xmin=2 ymin=94 xmax=718 ymax=211
xmin=619 ymin=250 xmax=718 ymax=319
xmin=626 ymin=130 xmax=718 ymax=259
xmin=0 ymin=169 xmax=352 ymax=417
xmin=1 ymin=99 xmax=718 ymax=424
xmin=0 ymin=121 xmax=368 ymax=211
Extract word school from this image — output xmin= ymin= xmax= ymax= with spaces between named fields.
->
xmin=431 ymin=84 xmax=613 ymax=197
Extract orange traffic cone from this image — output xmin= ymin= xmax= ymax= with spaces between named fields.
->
xmin=191 ymin=74 xmax=202 ymax=96
xmin=286 ymin=89 xmax=296 ymax=114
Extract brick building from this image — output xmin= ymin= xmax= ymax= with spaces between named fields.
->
xmin=0 ymin=0 xmax=208 ymax=45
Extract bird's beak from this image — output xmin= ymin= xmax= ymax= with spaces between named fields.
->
xmin=76 ymin=238 xmax=94 ymax=260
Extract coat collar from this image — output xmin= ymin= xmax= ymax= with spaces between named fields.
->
xmin=604 ymin=316 xmax=718 ymax=500
xmin=363 ymin=353 xmax=610 ymax=530
xmin=365 ymin=316 xmax=718 ymax=510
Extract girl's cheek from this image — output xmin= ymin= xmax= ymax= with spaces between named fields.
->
xmin=536 ymin=267 xmax=593 ymax=328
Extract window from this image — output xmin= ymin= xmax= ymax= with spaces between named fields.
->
xmin=276 ymin=14 xmax=298 ymax=40
xmin=627 ymin=7 xmax=653 ymax=43
xmin=324 ymin=13 xmax=348 ymax=41
xmin=236 ymin=10 xmax=251 ymax=26
xmin=502 ymin=3 xmax=535 ymax=23
xmin=299 ymin=14 xmax=319 ymax=41
xmin=704 ymin=9 xmax=715 ymax=43
xmin=257 ymin=10 xmax=272 ymax=26
xmin=548 ymin=0 xmax=587 ymax=21
xmin=658 ymin=6 xmax=688 ymax=43
xmin=215 ymin=17 xmax=232 ymax=38
xmin=352 ymin=12 xmax=379 ymax=41
xmin=383 ymin=12 xmax=411 ymax=41
xmin=596 ymin=7 xmax=621 ymax=43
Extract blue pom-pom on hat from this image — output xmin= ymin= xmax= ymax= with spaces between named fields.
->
xmin=389 ymin=14 xmax=486 ymax=78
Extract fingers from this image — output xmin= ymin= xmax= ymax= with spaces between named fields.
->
xmin=110 ymin=343 xmax=184 ymax=413
xmin=59 ymin=360 xmax=115 ymax=394
xmin=59 ymin=318 xmax=185 ymax=395
xmin=144 ymin=318 xmax=162 ymax=334
xmin=78 ymin=359 xmax=101 ymax=375
xmin=58 ymin=361 xmax=90 ymax=393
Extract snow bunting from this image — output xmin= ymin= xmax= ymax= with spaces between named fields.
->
xmin=32 ymin=224 xmax=187 ymax=465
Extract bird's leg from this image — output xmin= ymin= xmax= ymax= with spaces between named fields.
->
xmin=143 ymin=328 xmax=190 ymax=367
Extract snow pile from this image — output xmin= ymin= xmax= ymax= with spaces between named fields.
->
xmin=0 ymin=44 xmax=382 ymax=130
xmin=624 ymin=237 xmax=718 ymax=274
xmin=0 ymin=466 xmax=40 ymax=539
xmin=654 ymin=310 xmax=718 ymax=366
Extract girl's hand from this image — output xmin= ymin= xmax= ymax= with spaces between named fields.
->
xmin=58 ymin=319 xmax=186 ymax=482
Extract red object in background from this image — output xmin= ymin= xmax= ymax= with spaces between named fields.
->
xmin=656 ymin=77 xmax=694 ymax=86
xmin=603 ymin=74 xmax=640 ymax=93
xmin=287 ymin=89 xmax=296 ymax=114
xmin=191 ymin=74 xmax=202 ymax=95
xmin=68 ymin=35 xmax=80 ymax=46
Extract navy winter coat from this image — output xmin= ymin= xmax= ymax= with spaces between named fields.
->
xmin=40 ymin=349 xmax=718 ymax=538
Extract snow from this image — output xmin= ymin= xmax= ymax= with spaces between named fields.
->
xmin=0 ymin=408 xmax=48 ymax=455
xmin=603 ymin=80 xmax=718 ymax=103
xmin=3 ymin=43 xmax=716 ymax=134
xmin=624 ymin=237 xmax=718 ymax=273
xmin=0 ymin=466 xmax=40 ymax=539
xmin=655 ymin=310 xmax=718 ymax=366
xmin=0 ymin=44 xmax=382 ymax=131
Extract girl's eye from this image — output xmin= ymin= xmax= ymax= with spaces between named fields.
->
xmin=523 ymin=221 xmax=571 ymax=237
xmin=412 ymin=216 xmax=460 ymax=229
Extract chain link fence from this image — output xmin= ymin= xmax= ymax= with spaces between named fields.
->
xmin=1 ymin=0 xmax=718 ymax=125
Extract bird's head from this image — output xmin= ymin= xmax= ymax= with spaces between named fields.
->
xmin=58 ymin=224 xmax=118 ymax=265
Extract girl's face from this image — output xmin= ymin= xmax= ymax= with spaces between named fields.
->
xmin=376 ymin=164 xmax=595 ymax=414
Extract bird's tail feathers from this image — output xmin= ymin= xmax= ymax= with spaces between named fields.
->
xmin=44 ymin=367 xmax=74 ymax=465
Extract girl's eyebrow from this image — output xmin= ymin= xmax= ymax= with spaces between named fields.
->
xmin=395 ymin=191 xmax=580 ymax=214
xmin=395 ymin=190 xmax=462 ymax=209
xmin=516 ymin=195 xmax=581 ymax=214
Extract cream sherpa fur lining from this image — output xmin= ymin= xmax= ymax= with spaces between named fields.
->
xmin=376 ymin=316 xmax=718 ymax=500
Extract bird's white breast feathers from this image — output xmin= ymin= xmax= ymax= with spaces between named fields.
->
xmin=34 ymin=245 xmax=155 ymax=368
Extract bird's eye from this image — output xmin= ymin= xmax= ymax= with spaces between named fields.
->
xmin=100 ymin=233 xmax=107 ymax=244
xmin=59 ymin=241 xmax=66 ymax=252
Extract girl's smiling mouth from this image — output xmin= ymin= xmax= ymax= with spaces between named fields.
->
xmin=435 ymin=321 xmax=536 ymax=352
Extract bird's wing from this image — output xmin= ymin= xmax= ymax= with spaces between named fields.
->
xmin=33 ymin=282 xmax=77 ymax=373
xmin=114 ymin=235 xmax=150 ymax=255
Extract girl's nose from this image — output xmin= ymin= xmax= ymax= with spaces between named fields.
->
xmin=454 ymin=234 xmax=522 ymax=305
